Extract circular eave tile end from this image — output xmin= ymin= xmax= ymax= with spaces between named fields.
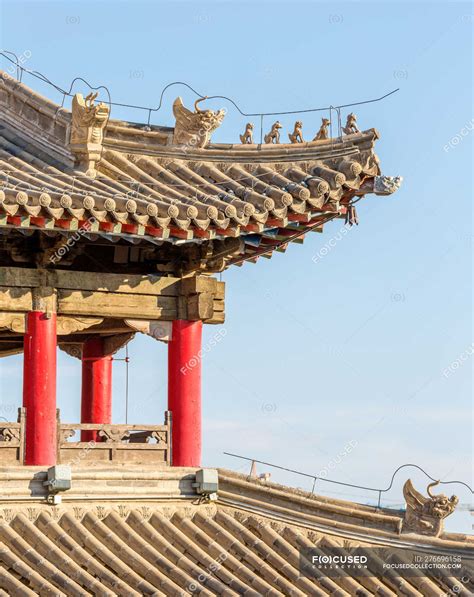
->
xmin=126 ymin=199 xmax=137 ymax=214
xmin=60 ymin=194 xmax=72 ymax=208
xmin=16 ymin=191 xmax=28 ymax=205
xmin=207 ymin=206 xmax=219 ymax=220
xmin=167 ymin=204 xmax=179 ymax=218
xmin=83 ymin=196 xmax=95 ymax=210
xmin=318 ymin=181 xmax=330 ymax=194
xmin=298 ymin=187 xmax=311 ymax=200
xmin=263 ymin=197 xmax=276 ymax=211
xmin=243 ymin=203 xmax=255 ymax=217
xmin=39 ymin=193 xmax=51 ymax=207
xmin=186 ymin=205 xmax=199 ymax=219
xmin=225 ymin=205 xmax=237 ymax=218
xmin=104 ymin=198 xmax=116 ymax=211
xmin=147 ymin=204 xmax=158 ymax=217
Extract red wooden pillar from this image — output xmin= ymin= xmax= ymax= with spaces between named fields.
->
xmin=168 ymin=320 xmax=202 ymax=467
xmin=81 ymin=337 xmax=112 ymax=442
xmin=23 ymin=311 xmax=57 ymax=466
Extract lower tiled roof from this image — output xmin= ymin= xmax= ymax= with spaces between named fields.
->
xmin=0 ymin=503 xmax=472 ymax=596
xmin=0 ymin=467 xmax=472 ymax=596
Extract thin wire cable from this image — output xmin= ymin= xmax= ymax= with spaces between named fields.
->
xmin=223 ymin=452 xmax=474 ymax=495
xmin=1 ymin=50 xmax=20 ymax=80
xmin=113 ymin=346 xmax=130 ymax=424
xmin=0 ymin=50 xmax=399 ymax=125
xmin=0 ymin=49 xmax=399 ymax=179
xmin=125 ymin=344 xmax=129 ymax=424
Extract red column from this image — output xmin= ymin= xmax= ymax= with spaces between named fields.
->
xmin=81 ymin=337 xmax=112 ymax=442
xmin=168 ymin=320 xmax=202 ymax=467
xmin=23 ymin=311 xmax=57 ymax=466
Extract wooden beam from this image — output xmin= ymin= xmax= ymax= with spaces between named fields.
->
xmin=58 ymin=291 xmax=177 ymax=320
xmin=0 ymin=267 xmax=181 ymax=296
xmin=52 ymin=269 xmax=182 ymax=297
xmin=0 ymin=267 xmax=225 ymax=324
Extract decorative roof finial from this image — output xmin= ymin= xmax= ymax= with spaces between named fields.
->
xmin=373 ymin=175 xmax=403 ymax=195
xmin=402 ymin=479 xmax=459 ymax=536
xmin=172 ymin=96 xmax=225 ymax=148
xmin=313 ymin=118 xmax=331 ymax=141
xmin=342 ymin=113 xmax=360 ymax=135
xmin=239 ymin=123 xmax=254 ymax=144
xmin=288 ymin=121 xmax=304 ymax=143
xmin=264 ymin=121 xmax=282 ymax=144
xmin=70 ymin=92 xmax=110 ymax=175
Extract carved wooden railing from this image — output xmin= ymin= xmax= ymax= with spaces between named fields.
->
xmin=57 ymin=410 xmax=172 ymax=466
xmin=0 ymin=407 xmax=25 ymax=464
xmin=0 ymin=409 xmax=171 ymax=465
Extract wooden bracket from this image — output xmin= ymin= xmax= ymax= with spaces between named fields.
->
xmin=180 ymin=276 xmax=224 ymax=322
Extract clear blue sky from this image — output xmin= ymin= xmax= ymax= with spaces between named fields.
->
xmin=0 ymin=1 xmax=472 ymax=532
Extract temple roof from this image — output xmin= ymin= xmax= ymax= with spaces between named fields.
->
xmin=0 ymin=467 xmax=471 ymax=595
xmin=0 ymin=72 xmax=401 ymax=274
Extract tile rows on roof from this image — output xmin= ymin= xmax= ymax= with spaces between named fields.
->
xmin=0 ymin=72 xmax=401 ymax=270
xmin=0 ymin=502 xmax=472 ymax=596
xmin=0 ymin=131 xmax=379 ymax=242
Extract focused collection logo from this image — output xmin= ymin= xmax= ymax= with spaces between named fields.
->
xmin=312 ymin=554 xmax=367 ymax=565
xmin=307 ymin=552 xmax=368 ymax=574
xmin=300 ymin=548 xmax=468 ymax=579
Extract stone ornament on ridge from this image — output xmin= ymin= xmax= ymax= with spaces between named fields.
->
xmin=264 ymin=121 xmax=282 ymax=144
xmin=373 ymin=175 xmax=403 ymax=195
xmin=313 ymin=118 xmax=331 ymax=141
xmin=71 ymin=92 xmax=110 ymax=145
xmin=173 ymin=96 xmax=225 ymax=148
xmin=402 ymin=479 xmax=458 ymax=537
xmin=288 ymin=121 xmax=304 ymax=143
xmin=70 ymin=92 xmax=110 ymax=173
xmin=342 ymin=112 xmax=360 ymax=135
xmin=239 ymin=122 xmax=254 ymax=144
